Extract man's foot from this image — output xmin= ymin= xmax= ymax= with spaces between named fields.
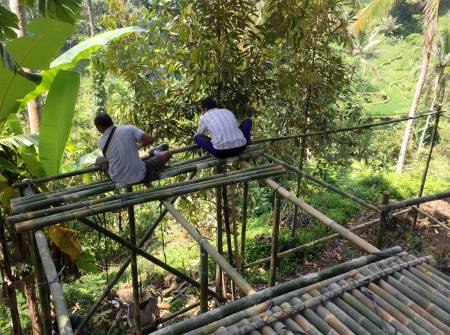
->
xmin=148 ymin=143 xmax=169 ymax=157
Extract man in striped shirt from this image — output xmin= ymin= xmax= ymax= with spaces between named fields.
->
xmin=194 ymin=97 xmax=252 ymax=158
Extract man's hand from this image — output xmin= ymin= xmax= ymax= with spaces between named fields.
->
xmin=140 ymin=133 xmax=154 ymax=146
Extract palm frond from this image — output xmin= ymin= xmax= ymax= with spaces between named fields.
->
xmin=350 ymin=0 xmax=397 ymax=34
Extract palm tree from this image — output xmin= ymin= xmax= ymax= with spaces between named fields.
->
xmin=350 ymin=0 xmax=441 ymax=172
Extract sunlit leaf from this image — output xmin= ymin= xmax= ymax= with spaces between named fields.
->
xmin=39 ymin=69 xmax=80 ymax=176
xmin=46 ymin=224 xmax=81 ymax=261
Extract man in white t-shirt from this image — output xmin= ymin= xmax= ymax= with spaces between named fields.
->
xmin=193 ymin=97 xmax=252 ymax=158
xmin=94 ymin=113 xmax=172 ymax=184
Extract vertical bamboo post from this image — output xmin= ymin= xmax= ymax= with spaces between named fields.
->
xmin=127 ymin=186 xmax=142 ymax=335
xmin=292 ymin=136 xmax=306 ymax=237
xmin=239 ymin=182 xmax=248 ymax=273
xmin=231 ymin=185 xmax=240 ymax=276
xmin=413 ymin=107 xmax=441 ymax=227
xmin=30 ymin=231 xmax=52 ymax=335
xmin=376 ymin=192 xmax=390 ymax=248
xmin=0 ymin=213 xmax=23 ymax=335
xmin=215 ymin=166 xmax=223 ymax=299
xmin=222 ymin=185 xmax=234 ymax=264
xmin=269 ymin=193 xmax=281 ymax=287
xmin=199 ymin=247 xmax=208 ymax=313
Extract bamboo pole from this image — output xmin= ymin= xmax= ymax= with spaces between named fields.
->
xmin=200 ymin=247 xmax=209 ymax=313
xmin=413 ymin=108 xmax=441 ymax=227
xmin=15 ymin=166 xmax=285 ymax=232
xmin=231 ymin=185 xmax=240 ymax=279
xmin=263 ymin=153 xmax=380 ymax=213
xmin=77 ymin=217 xmax=221 ymax=300
xmin=239 ymin=182 xmax=248 ymax=274
xmin=221 ymin=184 xmax=234 ymax=265
xmin=240 ymin=161 xmax=380 ymax=254
xmin=127 ymin=186 xmax=142 ymax=335
xmin=269 ymin=194 xmax=281 ymax=287
xmin=0 ymin=213 xmax=23 ymax=335
xmin=381 ymin=190 xmax=450 ymax=212
xmin=414 ymin=206 xmax=450 ymax=232
xmin=12 ymin=111 xmax=440 ymax=189
xmin=34 ymin=230 xmax=73 ymax=335
xmin=163 ymin=201 xmax=255 ymax=296
xmin=150 ymin=247 xmax=402 ymax=335
xmin=215 ymin=165 xmax=224 ymax=300
xmin=376 ymin=192 xmax=389 ymax=248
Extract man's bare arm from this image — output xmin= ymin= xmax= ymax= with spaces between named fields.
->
xmin=140 ymin=133 xmax=154 ymax=146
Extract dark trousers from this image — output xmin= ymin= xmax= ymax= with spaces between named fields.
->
xmin=194 ymin=118 xmax=252 ymax=158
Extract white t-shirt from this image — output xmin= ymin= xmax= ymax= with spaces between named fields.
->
xmin=97 ymin=125 xmax=146 ymax=184
xmin=196 ymin=108 xmax=246 ymax=150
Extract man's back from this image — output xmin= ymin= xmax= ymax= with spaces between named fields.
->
xmin=97 ymin=125 xmax=146 ymax=184
xmin=198 ymin=108 xmax=246 ymax=150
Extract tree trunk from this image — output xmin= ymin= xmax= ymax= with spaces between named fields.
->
xmin=21 ymin=273 xmax=44 ymax=335
xmin=395 ymin=47 xmax=431 ymax=172
xmin=9 ymin=0 xmax=41 ymax=134
xmin=85 ymin=0 xmax=95 ymax=37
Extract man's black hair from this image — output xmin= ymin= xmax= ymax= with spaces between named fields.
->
xmin=200 ymin=97 xmax=218 ymax=111
xmin=94 ymin=113 xmax=114 ymax=129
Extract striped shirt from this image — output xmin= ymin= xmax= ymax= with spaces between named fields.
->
xmin=196 ymin=108 xmax=247 ymax=150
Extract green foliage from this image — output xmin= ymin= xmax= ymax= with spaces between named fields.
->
xmin=0 ymin=6 xmax=18 ymax=40
xmin=39 ymin=70 xmax=80 ymax=175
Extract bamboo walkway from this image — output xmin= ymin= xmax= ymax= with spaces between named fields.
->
xmin=153 ymin=250 xmax=450 ymax=335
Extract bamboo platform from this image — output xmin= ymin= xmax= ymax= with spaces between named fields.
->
xmin=153 ymin=250 xmax=450 ymax=335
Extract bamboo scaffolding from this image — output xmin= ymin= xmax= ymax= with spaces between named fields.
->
xmin=10 ymin=149 xmax=262 ymax=215
xmin=215 ymin=165 xmax=224 ymax=300
xmin=35 ymin=230 xmax=73 ymax=335
xmin=240 ymin=161 xmax=380 ymax=254
xmin=150 ymin=247 xmax=401 ymax=335
xmin=263 ymin=153 xmax=380 ymax=213
xmin=12 ymin=110 xmax=440 ymax=189
xmin=74 ymin=173 xmax=201 ymax=335
xmin=376 ymin=192 xmax=389 ymax=248
xmin=14 ymin=165 xmax=285 ymax=232
xmin=8 ymin=164 xmax=271 ymax=225
xmin=163 ymin=201 xmax=255 ymax=296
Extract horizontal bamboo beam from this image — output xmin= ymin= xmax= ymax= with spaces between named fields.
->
xmin=14 ymin=166 xmax=284 ymax=232
xmin=8 ymin=164 xmax=271 ymax=225
xmin=414 ymin=206 xmax=450 ymax=232
xmin=35 ymin=230 xmax=73 ymax=335
xmin=150 ymin=247 xmax=402 ymax=335
xmin=240 ymin=161 xmax=380 ymax=254
xmin=244 ymin=209 xmax=412 ymax=268
xmin=263 ymin=153 xmax=380 ymax=212
xmin=163 ymin=201 xmax=255 ymax=296
xmin=12 ymin=111 xmax=439 ymax=188
xmin=381 ymin=191 xmax=450 ymax=212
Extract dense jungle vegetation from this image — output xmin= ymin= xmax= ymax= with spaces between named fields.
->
xmin=0 ymin=0 xmax=449 ymax=334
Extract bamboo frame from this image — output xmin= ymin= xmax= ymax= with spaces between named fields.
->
xmin=381 ymin=190 xmax=450 ymax=212
xmin=200 ymin=247 xmax=209 ymax=313
xmin=376 ymin=191 xmax=390 ymax=248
